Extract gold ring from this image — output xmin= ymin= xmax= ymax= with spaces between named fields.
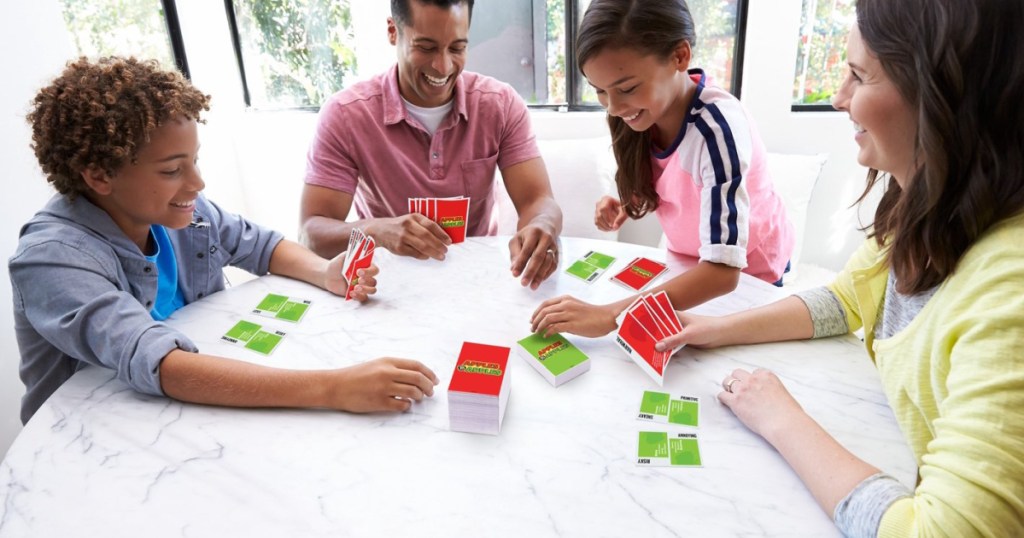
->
xmin=724 ymin=378 xmax=739 ymax=393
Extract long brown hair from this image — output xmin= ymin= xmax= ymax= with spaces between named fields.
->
xmin=576 ymin=0 xmax=696 ymax=219
xmin=855 ymin=0 xmax=1024 ymax=294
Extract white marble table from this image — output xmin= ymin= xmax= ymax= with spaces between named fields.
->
xmin=0 ymin=237 xmax=916 ymax=537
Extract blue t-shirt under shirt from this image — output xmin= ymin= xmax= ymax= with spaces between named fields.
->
xmin=145 ymin=225 xmax=185 ymax=321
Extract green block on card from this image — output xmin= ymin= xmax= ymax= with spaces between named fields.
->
xmin=669 ymin=436 xmax=702 ymax=466
xmin=583 ymin=251 xmax=615 ymax=269
xmin=566 ymin=260 xmax=600 ymax=281
xmin=637 ymin=431 xmax=669 ymax=458
xmin=225 ymin=320 xmax=261 ymax=342
xmin=244 ymin=330 xmax=283 ymax=355
xmin=668 ymin=399 xmax=699 ymax=427
xmin=276 ymin=300 xmax=309 ymax=322
xmin=255 ymin=294 xmax=289 ymax=313
xmin=640 ymin=391 xmax=671 ymax=416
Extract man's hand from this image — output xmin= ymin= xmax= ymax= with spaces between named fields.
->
xmin=368 ymin=214 xmax=451 ymax=260
xmin=509 ymin=223 xmax=559 ymax=289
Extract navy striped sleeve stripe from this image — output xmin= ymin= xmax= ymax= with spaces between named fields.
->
xmin=694 ymin=107 xmax=743 ymax=246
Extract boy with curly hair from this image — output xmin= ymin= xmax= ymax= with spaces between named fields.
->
xmin=10 ymin=57 xmax=438 ymax=424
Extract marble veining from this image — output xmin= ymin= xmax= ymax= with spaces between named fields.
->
xmin=0 ymin=237 xmax=916 ymax=537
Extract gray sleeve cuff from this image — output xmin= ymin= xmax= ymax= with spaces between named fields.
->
xmin=124 ymin=324 xmax=199 ymax=397
xmin=795 ymin=286 xmax=850 ymax=338
xmin=834 ymin=472 xmax=913 ymax=538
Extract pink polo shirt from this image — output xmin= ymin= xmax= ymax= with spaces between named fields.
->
xmin=652 ymin=70 xmax=794 ymax=284
xmin=305 ymin=66 xmax=541 ymax=236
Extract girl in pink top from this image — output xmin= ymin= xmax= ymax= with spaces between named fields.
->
xmin=532 ymin=0 xmax=793 ymax=339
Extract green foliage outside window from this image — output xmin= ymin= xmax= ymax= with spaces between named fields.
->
xmin=793 ymin=0 xmax=855 ymax=105
xmin=233 ymin=0 xmax=357 ymax=108
xmin=58 ymin=0 xmax=175 ymax=68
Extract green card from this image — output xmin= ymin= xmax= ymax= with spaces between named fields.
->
xmin=253 ymin=293 xmax=311 ymax=323
xmin=636 ymin=431 xmax=702 ymax=467
xmin=516 ymin=332 xmax=590 ymax=386
xmin=221 ymin=320 xmax=286 ymax=356
xmin=564 ymin=251 xmax=616 ymax=283
xmin=637 ymin=391 xmax=700 ymax=427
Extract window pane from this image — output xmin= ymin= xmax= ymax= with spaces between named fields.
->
xmin=575 ymin=0 xmax=742 ymax=107
xmin=232 ymin=0 xmax=358 ymax=108
xmin=58 ymin=0 xmax=175 ymax=67
xmin=792 ymin=0 xmax=855 ymax=106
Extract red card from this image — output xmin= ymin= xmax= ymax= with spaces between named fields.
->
xmin=615 ymin=310 xmax=667 ymax=384
xmin=610 ymin=257 xmax=668 ymax=292
xmin=436 ymin=197 xmax=470 ymax=243
xmin=448 ymin=342 xmax=510 ymax=396
xmin=648 ymin=291 xmax=682 ymax=333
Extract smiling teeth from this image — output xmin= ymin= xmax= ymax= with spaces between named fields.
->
xmin=853 ymin=122 xmax=865 ymax=133
xmin=623 ymin=112 xmax=640 ymax=121
xmin=171 ymin=201 xmax=194 ymax=208
xmin=425 ymin=74 xmax=449 ymax=86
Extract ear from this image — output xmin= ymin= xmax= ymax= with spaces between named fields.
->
xmin=672 ymin=41 xmax=692 ymax=72
xmin=80 ymin=165 xmax=113 ymax=196
xmin=387 ymin=17 xmax=398 ymax=46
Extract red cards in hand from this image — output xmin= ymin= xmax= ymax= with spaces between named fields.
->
xmin=614 ymin=292 xmax=684 ymax=385
xmin=341 ymin=228 xmax=375 ymax=301
xmin=610 ymin=257 xmax=668 ymax=292
xmin=408 ymin=196 xmax=471 ymax=243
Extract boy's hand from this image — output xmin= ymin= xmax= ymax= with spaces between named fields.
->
xmin=323 ymin=358 xmax=439 ymax=412
xmin=325 ymin=251 xmax=378 ymax=301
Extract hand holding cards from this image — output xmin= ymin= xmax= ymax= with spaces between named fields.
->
xmin=341 ymin=228 xmax=375 ymax=301
xmin=408 ymin=196 xmax=471 ymax=244
xmin=614 ymin=291 xmax=684 ymax=385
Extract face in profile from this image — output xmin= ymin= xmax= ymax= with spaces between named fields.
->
xmin=832 ymin=25 xmax=918 ymax=184
xmin=582 ymin=44 xmax=692 ymax=145
xmin=389 ymin=1 xmax=470 ymax=108
xmin=85 ymin=117 xmax=205 ymax=249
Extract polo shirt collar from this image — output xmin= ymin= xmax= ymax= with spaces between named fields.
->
xmin=382 ymin=64 xmax=468 ymax=127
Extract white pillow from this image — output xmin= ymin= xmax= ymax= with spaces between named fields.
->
xmin=495 ymin=136 xmax=618 ymax=240
xmin=766 ymin=152 xmax=828 ymax=276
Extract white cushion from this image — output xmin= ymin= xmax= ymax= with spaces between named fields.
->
xmin=495 ymin=136 xmax=618 ymax=240
xmin=766 ymin=152 xmax=828 ymax=281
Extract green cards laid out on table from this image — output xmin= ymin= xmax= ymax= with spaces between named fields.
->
xmin=252 ymin=293 xmax=312 ymax=323
xmin=637 ymin=391 xmax=700 ymax=427
xmin=565 ymin=250 xmax=617 ymax=283
xmin=221 ymin=320 xmax=286 ymax=355
xmin=516 ymin=332 xmax=591 ymax=387
xmin=636 ymin=431 xmax=703 ymax=467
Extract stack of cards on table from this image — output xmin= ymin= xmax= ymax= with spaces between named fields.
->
xmin=614 ymin=291 xmax=684 ymax=385
xmin=448 ymin=342 xmax=511 ymax=435
xmin=341 ymin=228 xmax=375 ymax=300
xmin=408 ymin=196 xmax=471 ymax=243
xmin=565 ymin=251 xmax=616 ymax=283
xmin=516 ymin=332 xmax=590 ymax=387
xmin=610 ymin=257 xmax=668 ymax=291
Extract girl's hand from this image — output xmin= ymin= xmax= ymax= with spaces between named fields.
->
xmin=594 ymin=196 xmax=628 ymax=231
xmin=530 ymin=295 xmax=619 ymax=338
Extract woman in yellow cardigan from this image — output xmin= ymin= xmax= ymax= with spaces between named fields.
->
xmin=656 ymin=0 xmax=1024 ymax=535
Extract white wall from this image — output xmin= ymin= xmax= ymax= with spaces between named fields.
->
xmin=0 ymin=1 xmax=75 ymax=457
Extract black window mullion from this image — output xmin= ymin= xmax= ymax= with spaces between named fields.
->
xmin=731 ymin=0 xmax=749 ymax=99
xmin=160 ymin=0 xmax=191 ymax=79
xmin=566 ymin=0 xmax=581 ymax=108
xmin=223 ymin=0 xmax=253 ymax=107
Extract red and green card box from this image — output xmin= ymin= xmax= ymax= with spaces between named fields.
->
xmin=448 ymin=342 xmax=511 ymax=435
xmin=516 ymin=332 xmax=590 ymax=386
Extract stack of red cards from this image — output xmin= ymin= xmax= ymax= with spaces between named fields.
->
xmin=610 ymin=257 xmax=669 ymax=292
xmin=408 ymin=196 xmax=471 ymax=243
xmin=341 ymin=228 xmax=375 ymax=301
xmin=614 ymin=291 xmax=684 ymax=386
xmin=448 ymin=342 xmax=511 ymax=435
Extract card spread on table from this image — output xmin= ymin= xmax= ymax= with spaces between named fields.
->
xmin=610 ymin=257 xmax=668 ymax=292
xmin=614 ymin=292 xmax=684 ymax=385
xmin=341 ymin=228 xmax=375 ymax=301
xmin=221 ymin=320 xmax=286 ymax=355
xmin=408 ymin=196 xmax=471 ymax=243
xmin=564 ymin=250 xmax=617 ymax=283
xmin=515 ymin=332 xmax=590 ymax=387
xmin=448 ymin=342 xmax=512 ymax=435
xmin=252 ymin=293 xmax=312 ymax=323
xmin=636 ymin=431 xmax=703 ymax=467
xmin=637 ymin=391 xmax=700 ymax=427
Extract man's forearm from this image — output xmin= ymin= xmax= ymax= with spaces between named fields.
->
xmin=515 ymin=196 xmax=562 ymax=234
xmin=301 ymin=215 xmax=378 ymax=258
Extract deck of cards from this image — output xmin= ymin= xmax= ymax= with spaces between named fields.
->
xmin=448 ymin=342 xmax=511 ymax=435
xmin=408 ymin=196 xmax=471 ymax=244
xmin=610 ymin=257 xmax=668 ymax=291
xmin=516 ymin=332 xmax=590 ymax=387
xmin=341 ymin=228 xmax=375 ymax=301
xmin=614 ymin=291 xmax=684 ymax=385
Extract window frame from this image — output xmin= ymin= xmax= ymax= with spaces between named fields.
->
xmin=161 ymin=0 xmax=192 ymax=79
xmin=220 ymin=0 xmax=749 ymax=112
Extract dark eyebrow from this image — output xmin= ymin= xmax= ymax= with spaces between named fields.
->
xmin=154 ymin=153 xmax=191 ymax=163
xmin=589 ymin=75 xmax=637 ymax=91
xmin=413 ymin=37 xmax=468 ymax=46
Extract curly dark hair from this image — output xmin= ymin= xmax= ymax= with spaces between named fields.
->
xmin=27 ymin=56 xmax=211 ymax=199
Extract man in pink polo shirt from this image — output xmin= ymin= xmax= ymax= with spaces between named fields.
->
xmin=300 ymin=0 xmax=563 ymax=289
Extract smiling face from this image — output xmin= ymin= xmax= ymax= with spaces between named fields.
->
xmin=832 ymin=25 xmax=918 ymax=185
xmin=84 ymin=117 xmax=205 ymax=251
xmin=581 ymin=44 xmax=693 ymax=146
xmin=388 ymin=0 xmax=470 ymax=108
